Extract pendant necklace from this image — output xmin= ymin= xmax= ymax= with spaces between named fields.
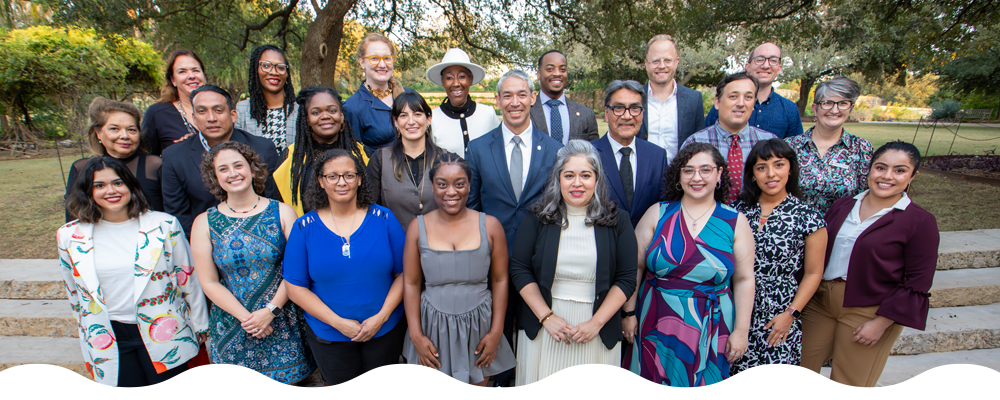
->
xmin=330 ymin=207 xmax=358 ymax=258
xmin=403 ymin=151 xmax=428 ymax=211
xmin=682 ymin=202 xmax=714 ymax=231
xmin=225 ymin=196 xmax=260 ymax=214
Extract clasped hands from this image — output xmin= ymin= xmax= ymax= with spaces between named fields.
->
xmin=241 ymin=308 xmax=275 ymax=339
xmin=542 ymin=314 xmax=601 ymax=344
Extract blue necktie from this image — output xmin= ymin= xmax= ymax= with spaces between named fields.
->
xmin=545 ymin=99 xmax=563 ymax=143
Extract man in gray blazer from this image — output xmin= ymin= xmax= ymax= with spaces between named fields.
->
xmin=637 ymin=34 xmax=705 ymax=162
xmin=530 ymin=50 xmax=600 ymax=144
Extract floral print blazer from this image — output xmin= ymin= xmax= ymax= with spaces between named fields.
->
xmin=56 ymin=211 xmax=208 ymax=385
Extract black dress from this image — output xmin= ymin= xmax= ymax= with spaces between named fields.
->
xmin=729 ymin=195 xmax=825 ymax=374
xmin=142 ymin=102 xmax=198 ymax=156
xmin=64 ymin=152 xmax=164 ymax=222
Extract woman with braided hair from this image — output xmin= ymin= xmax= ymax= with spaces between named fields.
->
xmin=273 ymin=86 xmax=369 ymax=216
xmin=235 ymin=44 xmax=298 ymax=158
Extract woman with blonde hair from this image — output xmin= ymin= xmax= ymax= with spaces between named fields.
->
xmin=343 ymin=33 xmax=413 ymax=155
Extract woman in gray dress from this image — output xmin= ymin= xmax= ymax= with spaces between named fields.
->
xmin=401 ymin=153 xmax=516 ymax=385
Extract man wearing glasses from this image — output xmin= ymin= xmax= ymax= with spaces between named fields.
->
xmin=705 ymin=42 xmax=804 ymax=139
xmin=637 ymin=34 xmax=706 ymax=162
xmin=592 ymin=80 xmax=668 ymax=227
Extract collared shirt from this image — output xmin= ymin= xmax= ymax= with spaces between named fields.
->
xmin=539 ymin=91 xmax=571 ymax=144
xmin=824 ymin=190 xmax=911 ymax=281
xmin=705 ymin=88 xmax=803 ymax=139
xmin=502 ymin=122 xmax=534 ymax=190
xmin=786 ymin=127 xmax=874 ymax=214
xmin=606 ymin=134 xmax=637 ymax=187
xmin=645 ymin=81 xmax=679 ymax=160
xmin=681 ymin=123 xmax=778 ymax=164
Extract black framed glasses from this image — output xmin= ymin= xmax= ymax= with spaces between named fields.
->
xmin=816 ymin=100 xmax=853 ymax=110
xmin=607 ymin=105 xmax=644 ymax=117
xmin=321 ymin=172 xmax=358 ymax=184
xmin=751 ymin=56 xmax=781 ymax=66
xmin=259 ymin=61 xmax=289 ymax=74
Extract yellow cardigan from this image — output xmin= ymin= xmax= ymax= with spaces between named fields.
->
xmin=274 ymin=142 xmax=369 ymax=216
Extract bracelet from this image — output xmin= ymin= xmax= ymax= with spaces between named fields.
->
xmin=539 ymin=310 xmax=554 ymax=324
xmin=620 ymin=309 xmax=636 ymax=318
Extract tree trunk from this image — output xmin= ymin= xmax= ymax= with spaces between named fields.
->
xmin=679 ymin=71 xmax=693 ymax=87
xmin=797 ymin=76 xmax=817 ymax=116
xmin=300 ymin=0 xmax=356 ymax=88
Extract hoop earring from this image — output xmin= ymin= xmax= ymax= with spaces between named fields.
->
xmin=717 ymin=180 xmax=722 ymax=188
xmin=676 ymin=183 xmax=681 ymax=191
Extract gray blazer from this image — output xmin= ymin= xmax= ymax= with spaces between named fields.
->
xmin=638 ymin=82 xmax=705 ymax=146
xmin=530 ymin=96 xmax=600 ymax=142
xmin=234 ymin=99 xmax=299 ymax=148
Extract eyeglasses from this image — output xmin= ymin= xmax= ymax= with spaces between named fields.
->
xmin=680 ymin=166 xmax=718 ymax=178
xmin=816 ymin=100 xmax=853 ymax=110
xmin=751 ymin=56 xmax=781 ymax=66
xmin=648 ymin=58 xmax=676 ymax=67
xmin=365 ymin=55 xmax=395 ymax=66
xmin=259 ymin=61 xmax=289 ymax=74
xmin=607 ymin=105 xmax=644 ymax=117
xmin=321 ymin=172 xmax=359 ymax=184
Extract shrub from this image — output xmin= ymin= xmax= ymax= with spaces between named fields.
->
xmin=931 ymin=100 xmax=962 ymax=120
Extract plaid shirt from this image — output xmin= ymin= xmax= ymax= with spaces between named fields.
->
xmin=681 ymin=123 xmax=778 ymax=164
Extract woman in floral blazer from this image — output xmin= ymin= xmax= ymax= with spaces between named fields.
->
xmin=58 ymin=157 xmax=208 ymax=386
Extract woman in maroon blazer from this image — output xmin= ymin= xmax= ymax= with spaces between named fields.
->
xmin=799 ymin=140 xmax=938 ymax=387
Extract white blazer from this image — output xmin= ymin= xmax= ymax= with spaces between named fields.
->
xmin=56 ymin=211 xmax=208 ymax=385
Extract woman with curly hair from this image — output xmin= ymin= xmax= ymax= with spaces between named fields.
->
xmin=189 ymin=141 xmax=315 ymax=383
xmin=283 ymin=149 xmax=407 ymax=385
xmin=273 ymin=86 xmax=368 ymax=216
xmin=624 ymin=142 xmax=755 ymax=386
xmin=234 ymin=44 xmax=298 ymax=157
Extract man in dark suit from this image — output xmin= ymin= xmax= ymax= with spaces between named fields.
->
xmin=161 ymin=85 xmax=280 ymax=237
xmin=466 ymin=69 xmax=562 ymax=387
xmin=637 ymin=34 xmax=705 ymax=162
xmin=593 ymin=80 xmax=668 ymax=227
xmin=530 ymin=50 xmax=600 ymax=144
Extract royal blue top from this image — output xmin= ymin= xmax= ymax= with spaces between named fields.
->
xmin=343 ymin=82 xmax=414 ymax=154
xmin=705 ymin=88 xmax=803 ymax=139
xmin=282 ymin=204 xmax=406 ymax=342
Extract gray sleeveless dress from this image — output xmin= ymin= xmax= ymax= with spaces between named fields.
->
xmin=402 ymin=212 xmax=516 ymax=383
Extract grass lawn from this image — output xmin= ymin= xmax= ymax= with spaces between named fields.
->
xmin=823 ymin=122 xmax=1000 ymax=156
xmin=0 ymin=156 xmax=77 ymax=259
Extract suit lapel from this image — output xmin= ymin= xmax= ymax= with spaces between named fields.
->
xmin=68 ymin=223 xmax=102 ymax=305
xmin=634 ymin=143 xmax=655 ymax=211
xmin=857 ymin=208 xmax=896 ymax=243
xmin=595 ymin=225 xmax=611 ymax=294
xmin=530 ymin=100 xmax=548 ymax=134
xmin=489 ymin=132 xmax=517 ymax=202
xmin=132 ymin=214 xmax=165 ymax=305
xmin=596 ymin=137 xmax=628 ymax=213
xmin=521 ymin=128 xmax=549 ymax=204
xmin=540 ymin=224 xmax=560 ymax=290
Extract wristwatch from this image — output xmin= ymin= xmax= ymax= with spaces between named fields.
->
xmin=620 ymin=309 xmax=636 ymax=318
xmin=266 ymin=302 xmax=281 ymax=317
xmin=786 ymin=307 xmax=801 ymax=319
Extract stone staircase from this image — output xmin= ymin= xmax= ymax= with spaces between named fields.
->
xmin=1 ymin=230 xmax=999 ymax=385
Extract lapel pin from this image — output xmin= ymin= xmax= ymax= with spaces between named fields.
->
xmin=537 ymin=145 xmax=542 ymax=150
xmin=576 ymin=112 xmax=580 ymax=116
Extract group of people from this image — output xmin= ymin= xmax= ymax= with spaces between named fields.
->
xmin=57 ymin=32 xmax=940 ymax=389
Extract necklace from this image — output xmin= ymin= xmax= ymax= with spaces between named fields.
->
xmin=403 ymin=152 xmax=429 ymax=211
xmin=367 ymin=83 xmax=392 ymax=99
xmin=174 ymin=101 xmax=198 ymax=134
xmin=681 ymin=202 xmax=714 ymax=231
xmin=225 ymin=196 xmax=260 ymax=214
xmin=329 ymin=207 xmax=358 ymax=258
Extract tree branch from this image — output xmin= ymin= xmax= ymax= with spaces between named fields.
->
xmin=238 ymin=0 xmax=301 ymax=51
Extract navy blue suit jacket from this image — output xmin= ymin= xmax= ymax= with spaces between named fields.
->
xmin=466 ymin=125 xmax=563 ymax=250
xmin=592 ymin=135 xmax=667 ymax=227
xmin=638 ymin=82 xmax=705 ymax=146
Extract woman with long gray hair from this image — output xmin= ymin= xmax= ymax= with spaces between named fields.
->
xmin=509 ymin=140 xmax=638 ymax=385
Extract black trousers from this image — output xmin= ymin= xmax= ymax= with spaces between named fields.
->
xmin=110 ymin=321 xmax=188 ymax=387
xmin=305 ymin=319 xmax=406 ymax=385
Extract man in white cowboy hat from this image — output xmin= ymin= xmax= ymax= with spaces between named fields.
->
xmin=427 ymin=48 xmax=501 ymax=158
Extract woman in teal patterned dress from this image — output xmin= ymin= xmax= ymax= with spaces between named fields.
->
xmin=622 ymin=142 xmax=756 ymax=386
xmin=191 ymin=142 xmax=315 ymax=383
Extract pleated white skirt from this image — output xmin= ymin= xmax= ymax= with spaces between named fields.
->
xmin=514 ymin=297 xmax=621 ymax=385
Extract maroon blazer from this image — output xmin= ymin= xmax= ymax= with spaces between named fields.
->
xmin=824 ymin=195 xmax=939 ymax=330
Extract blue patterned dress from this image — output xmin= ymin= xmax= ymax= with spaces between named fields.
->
xmin=208 ymin=199 xmax=315 ymax=383
xmin=628 ymin=201 xmax=738 ymax=386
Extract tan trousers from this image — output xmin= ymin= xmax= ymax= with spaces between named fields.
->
xmin=800 ymin=280 xmax=905 ymax=387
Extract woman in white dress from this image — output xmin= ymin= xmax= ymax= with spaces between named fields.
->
xmin=508 ymin=140 xmax=638 ymax=385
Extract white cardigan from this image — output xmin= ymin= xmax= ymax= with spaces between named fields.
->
xmin=431 ymin=101 xmax=500 ymax=158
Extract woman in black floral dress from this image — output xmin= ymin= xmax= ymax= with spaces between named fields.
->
xmin=730 ymin=139 xmax=828 ymax=374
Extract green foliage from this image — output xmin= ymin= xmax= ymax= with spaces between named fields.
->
xmin=931 ymin=99 xmax=962 ymax=120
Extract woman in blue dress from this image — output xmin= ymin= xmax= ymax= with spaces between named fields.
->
xmin=190 ymin=141 xmax=315 ymax=383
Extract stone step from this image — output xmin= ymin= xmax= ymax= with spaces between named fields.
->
xmin=930 ymin=267 xmax=1000 ymax=308
xmin=0 ymin=260 xmax=66 ymax=300
xmin=819 ymin=349 xmax=1000 ymax=388
xmin=937 ymin=229 xmax=1000 ymax=271
xmin=0 ymin=299 xmax=76 ymax=337
xmin=0 ymin=336 xmax=87 ymax=378
xmin=892 ymin=303 xmax=1000 ymax=355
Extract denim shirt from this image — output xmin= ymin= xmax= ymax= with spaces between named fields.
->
xmin=705 ymin=89 xmax=803 ymax=139
xmin=343 ymin=82 xmax=413 ymax=154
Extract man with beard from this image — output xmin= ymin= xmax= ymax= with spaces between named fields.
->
xmin=638 ymin=34 xmax=706 ymax=162
xmin=530 ymin=50 xmax=599 ymax=144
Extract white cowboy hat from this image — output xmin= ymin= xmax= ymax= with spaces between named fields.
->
xmin=426 ymin=48 xmax=486 ymax=87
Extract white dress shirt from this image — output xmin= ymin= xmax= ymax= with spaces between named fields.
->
xmin=538 ymin=92 xmax=571 ymax=145
xmin=606 ymin=134 xmax=637 ymax=187
xmin=502 ymin=121 xmax=534 ymax=192
xmin=824 ymin=190 xmax=912 ymax=281
xmin=646 ymin=81 xmax=679 ymax=160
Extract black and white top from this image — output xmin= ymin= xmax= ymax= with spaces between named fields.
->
xmin=261 ymin=108 xmax=289 ymax=154
xmin=730 ymin=195 xmax=825 ymax=373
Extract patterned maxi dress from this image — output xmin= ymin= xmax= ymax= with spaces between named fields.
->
xmin=628 ymin=201 xmax=737 ymax=386
xmin=208 ymin=199 xmax=316 ymax=383
xmin=729 ymin=196 xmax=825 ymax=374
